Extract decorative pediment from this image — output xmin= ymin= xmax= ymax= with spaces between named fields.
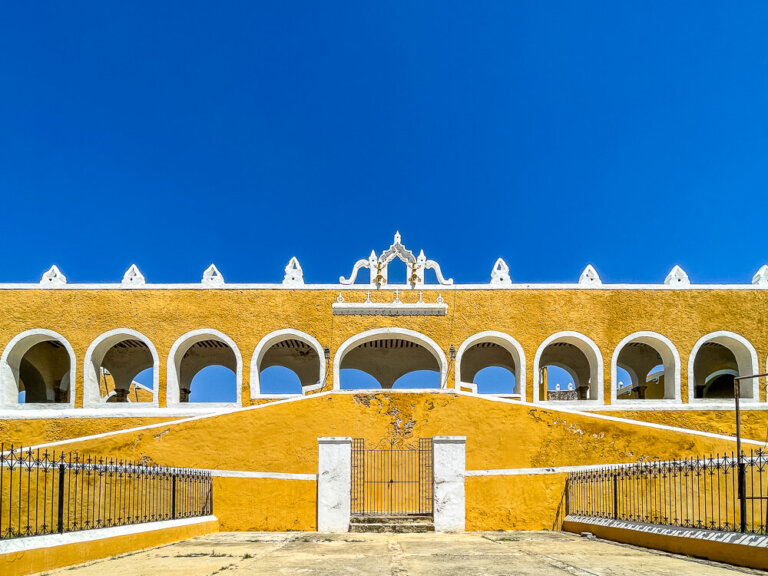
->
xmin=490 ymin=258 xmax=511 ymax=286
xmin=664 ymin=265 xmax=690 ymax=287
xmin=752 ymin=265 xmax=768 ymax=286
xmin=122 ymin=264 xmax=145 ymax=286
xmin=202 ymin=264 xmax=225 ymax=287
xmin=40 ymin=265 xmax=66 ymax=286
xmin=283 ymin=257 xmax=304 ymax=287
xmin=340 ymin=232 xmax=452 ymax=288
xmin=578 ymin=265 xmax=602 ymax=286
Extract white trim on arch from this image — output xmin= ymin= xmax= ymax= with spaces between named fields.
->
xmin=83 ymin=329 xmax=160 ymax=408
xmin=687 ymin=331 xmax=759 ymax=403
xmin=250 ymin=329 xmax=326 ymax=398
xmin=166 ymin=329 xmax=242 ymax=408
xmin=454 ymin=331 xmax=526 ymax=398
xmin=333 ymin=328 xmax=448 ymax=390
xmin=611 ymin=331 xmax=681 ymax=404
xmin=533 ymin=331 xmax=604 ymax=404
xmin=0 ymin=329 xmax=77 ymax=409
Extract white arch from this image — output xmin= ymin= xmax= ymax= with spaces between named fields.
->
xmin=250 ymin=329 xmax=326 ymax=398
xmin=688 ymin=331 xmax=759 ymax=402
xmin=83 ymin=329 xmax=160 ymax=407
xmin=611 ymin=331 xmax=681 ymax=403
xmin=333 ymin=328 xmax=448 ymax=390
xmin=533 ymin=331 xmax=604 ymax=403
xmin=454 ymin=331 xmax=526 ymax=397
xmin=0 ymin=329 xmax=77 ymax=408
xmin=167 ymin=329 xmax=242 ymax=407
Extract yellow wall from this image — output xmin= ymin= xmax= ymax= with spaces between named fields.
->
xmin=0 ymin=518 xmax=219 ymax=576
xmin=1 ymin=287 xmax=767 ymax=406
xmin=17 ymin=392 xmax=755 ymax=531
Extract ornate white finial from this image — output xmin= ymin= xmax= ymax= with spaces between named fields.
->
xmin=393 ymin=289 xmax=401 ymax=304
xmin=364 ymin=291 xmax=372 ymax=303
xmin=202 ymin=264 xmax=224 ymax=287
xmin=752 ymin=265 xmax=768 ymax=286
xmin=579 ymin=265 xmax=602 ymax=286
xmin=490 ymin=258 xmax=511 ymax=286
xmin=122 ymin=265 xmax=145 ymax=286
xmin=336 ymin=292 xmax=344 ymax=303
xmin=436 ymin=293 xmax=445 ymax=304
xmin=664 ymin=265 xmax=690 ymax=287
xmin=340 ymin=232 xmax=452 ymax=286
xmin=556 ymin=383 xmax=561 ymax=391
xmin=417 ymin=291 xmax=424 ymax=304
xmin=283 ymin=257 xmax=304 ymax=287
xmin=40 ymin=265 xmax=67 ymax=286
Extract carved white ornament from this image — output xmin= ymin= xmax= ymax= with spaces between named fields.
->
xmin=40 ymin=265 xmax=67 ymax=286
xmin=490 ymin=258 xmax=511 ymax=286
xmin=283 ymin=257 xmax=304 ymax=287
xmin=339 ymin=231 xmax=453 ymax=288
xmin=752 ymin=265 xmax=768 ymax=286
xmin=121 ymin=264 xmax=145 ymax=286
xmin=202 ymin=264 xmax=225 ymax=287
xmin=578 ymin=265 xmax=602 ymax=286
xmin=664 ymin=265 xmax=690 ymax=287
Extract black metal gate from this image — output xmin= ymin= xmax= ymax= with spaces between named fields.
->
xmin=350 ymin=438 xmax=433 ymax=516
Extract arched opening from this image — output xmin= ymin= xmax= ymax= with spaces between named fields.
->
xmin=335 ymin=329 xmax=446 ymax=391
xmin=89 ymin=336 xmax=155 ymax=404
xmin=613 ymin=332 xmax=679 ymax=401
xmin=0 ymin=331 xmax=75 ymax=406
xmin=455 ymin=332 xmax=524 ymax=396
xmin=251 ymin=330 xmax=325 ymax=397
xmin=168 ymin=331 xmax=240 ymax=404
xmin=535 ymin=332 xmax=602 ymax=402
xmin=689 ymin=332 xmax=758 ymax=401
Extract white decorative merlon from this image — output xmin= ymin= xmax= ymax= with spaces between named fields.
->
xmin=339 ymin=231 xmax=452 ymax=288
xmin=40 ymin=265 xmax=67 ymax=286
xmin=202 ymin=264 xmax=225 ymax=287
xmin=752 ymin=265 xmax=768 ymax=286
xmin=433 ymin=436 xmax=466 ymax=532
xmin=579 ymin=265 xmax=602 ymax=286
xmin=490 ymin=258 xmax=511 ymax=286
xmin=121 ymin=265 xmax=145 ymax=286
xmin=317 ymin=437 xmax=352 ymax=532
xmin=665 ymin=265 xmax=690 ymax=287
xmin=283 ymin=257 xmax=304 ymax=287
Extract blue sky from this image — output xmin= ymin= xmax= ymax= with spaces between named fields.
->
xmin=3 ymin=2 xmax=768 ymax=398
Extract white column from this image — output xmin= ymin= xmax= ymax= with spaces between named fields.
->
xmin=317 ymin=437 xmax=352 ymax=532
xmin=433 ymin=436 xmax=466 ymax=532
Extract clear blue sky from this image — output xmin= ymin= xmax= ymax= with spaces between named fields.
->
xmin=3 ymin=3 xmax=768 ymax=399
xmin=2 ymin=2 xmax=768 ymax=286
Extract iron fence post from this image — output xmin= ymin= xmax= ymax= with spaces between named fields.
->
xmin=171 ymin=474 xmax=177 ymax=520
xmin=613 ymin=473 xmax=619 ymax=520
xmin=56 ymin=462 xmax=65 ymax=534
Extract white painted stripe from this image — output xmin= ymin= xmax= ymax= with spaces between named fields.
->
xmin=16 ymin=390 xmax=765 ymax=456
xmin=0 ymin=515 xmax=217 ymax=554
xmin=0 ymin=282 xmax=765 ymax=291
xmin=209 ymin=470 xmax=316 ymax=481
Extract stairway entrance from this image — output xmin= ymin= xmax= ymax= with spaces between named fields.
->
xmin=350 ymin=438 xmax=434 ymax=532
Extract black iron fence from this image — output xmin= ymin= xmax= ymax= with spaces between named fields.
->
xmin=0 ymin=444 xmax=213 ymax=539
xmin=567 ymin=449 xmax=768 ymax=534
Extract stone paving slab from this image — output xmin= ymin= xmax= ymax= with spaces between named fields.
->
xmin=38 ymin=531 xmax=761 ymax=575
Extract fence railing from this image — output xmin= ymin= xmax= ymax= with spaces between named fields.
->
xmin=567 ymin=449 xmax=768 ymax=534
xmin=0 ymin=444 xmax=213 ymax=539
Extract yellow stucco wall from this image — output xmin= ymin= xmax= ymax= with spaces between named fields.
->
xmin=14 ymin=392 xmax=755 ymax=531
xmin=0 ymin=518 xmax=219 ymax=576
xmin=0 ymin=287 xmax=767 ymax=406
